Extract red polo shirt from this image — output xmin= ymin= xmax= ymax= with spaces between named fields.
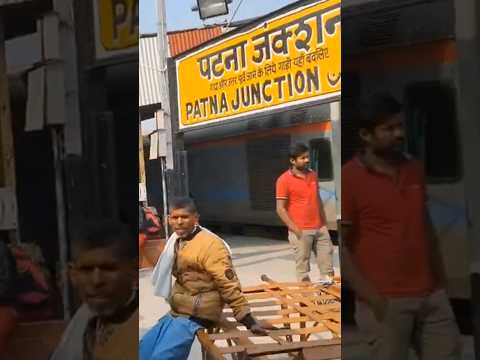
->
xmin=342 ymin=156 xmax=437 ymax=297
xmin=276 ymin=169 xmax=324 ymax=230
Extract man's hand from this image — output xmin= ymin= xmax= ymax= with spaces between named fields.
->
xmin=291 ymin=227 xmax=303 ymax=240
xmin=276 ymin=199 xmax=302 ymax=239
xmin=369 ymin=295 xmax=389 ymax=322
xmin=249 ymin=320 xmax=277 ymax=336
xmin=249 ymin=323 xmax=269 ymax=335
xmin=241 ymin=314 xmax=276 ymax=336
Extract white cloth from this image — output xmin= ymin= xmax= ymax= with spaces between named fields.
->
xmin=151 ymin=231 xmax=178 ymax=298
xmin=50 ymin=304 xmax=93 ymax=360
xmin=151 ymin=226 xmax=232 ymax=299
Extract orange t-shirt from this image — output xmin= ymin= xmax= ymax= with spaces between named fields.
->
xmin=276 ymin=169 xmax=324 ymax=230
xmin=342 ymin=156 xmax=437 ymax=298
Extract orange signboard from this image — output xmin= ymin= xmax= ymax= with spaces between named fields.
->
xmin=175 ymin=0 xmax=341 ymax=129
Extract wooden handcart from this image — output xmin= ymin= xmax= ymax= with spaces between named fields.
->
xmin=198 ymin=275 xmax=341 ymax=359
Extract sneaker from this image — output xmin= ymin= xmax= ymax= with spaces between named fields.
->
xmin=317 ymin=275 xmax=334 ymax=286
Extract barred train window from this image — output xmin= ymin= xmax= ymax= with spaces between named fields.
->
xmin=404 ymin=81 xmax=461 ymax=183
xmin=310 ymin=138 xmax=334 ymax=182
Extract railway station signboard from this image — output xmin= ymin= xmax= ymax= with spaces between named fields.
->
xmin=93 ymin=0 xmax=138 ymax=61
xmin=175 ymin=0 xmax=340 ymax=130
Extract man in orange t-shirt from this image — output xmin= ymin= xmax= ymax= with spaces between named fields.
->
xmin=276 ymin=143 xmax=334 ymax=283
xmin=342 ymin=93 xmax=460 ymax=359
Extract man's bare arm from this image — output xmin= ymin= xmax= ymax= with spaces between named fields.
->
xmin=276 ymin=199 xmax=302 ymax=238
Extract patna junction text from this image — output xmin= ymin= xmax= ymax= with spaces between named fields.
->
xmin=186 ymin=65 xmax=322 ymax=120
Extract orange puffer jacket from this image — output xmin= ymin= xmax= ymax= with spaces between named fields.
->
xmin=170 ymin=230 xmax=250 ymax=324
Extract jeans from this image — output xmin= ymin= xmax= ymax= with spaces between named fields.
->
xmin=140 ymin=314 xmax=202 ymax=360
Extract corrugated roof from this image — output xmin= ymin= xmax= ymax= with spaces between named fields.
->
xmin=167 ymin=26 xmax=223 ymax=57
xmin=140 ymin=26 xmax=223 ymax=107
xmin=139 ymin=35 xmax=162 ymax=107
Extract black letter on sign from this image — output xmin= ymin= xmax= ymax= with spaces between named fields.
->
xmin=295 ymin=71 xmax=305 ymax=94
xmin=220 ymin=93 xmax=229 ymax=113
xmin=262 ymin=80 xmax=272 ymax=102
xmin=112 ymin=0 xmax=128 ymax=39
xmin=306 ymin=66 xmax=320 ymax=93
xmin=186 ymin=103 xmax=193 ymax=119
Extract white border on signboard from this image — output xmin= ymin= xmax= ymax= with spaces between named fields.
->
xmin=178 ymin=91 xmax=340 ymax=130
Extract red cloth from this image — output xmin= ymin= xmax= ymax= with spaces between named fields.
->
xmin=342 ymin=156 xmax=436 ymax=297
xmin=11 ymin=247 xmax=49 ymax=291
xmin=276 ymin=169 xmax=324 ymax=230
xmin=139 ymin=233 xmax=147 ymax=249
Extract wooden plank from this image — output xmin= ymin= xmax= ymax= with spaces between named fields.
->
xmin=245 ymin=295 xmax=338 ymax=308
xmin=262 ymin=284 xmax=342 ymax=337
xmin=247 ymin=308 xmax=301 ymax=317
xmin=303 ymin=345 xmax=341 ymax=360
xmin=225 ymin=314 xmax=340 ymax=327
xmin=246 ymin=288 xmax=323 ymax=296
xmin=289 ymin=304 xmax=341 ymax=337
xmin=197 ymin=331 xmax=224 ymax=360
xmin=246 ymin=295 xmax=337 ymax=310
xmin=209 ymin=325 xmax=329 ymax=340
xmin=245 ymin=300 xmax=282 ymax=308
xmin=218 ymin=338 xmax=341 ymax=356
xmin=225 ymin=316 xmax=323 ymax=327
xmin=244 ymin=289 xmax=333 ymax=300
xmin=323 ymin=320 xmax=341 ymax=337
xmin=265 ymin=316 xmax=310 ymax=325
xmin=216 ymin=319 xmax=270 ymax=360
xmin=300 ymin=304 xmax=307 ymax=342
xmin=243 ymin=282 xmax=313 ymax=292
xmin=328 ymin=313 xmax=341 ymax=323
xmin=246 ymin=277 xmax=341 ymax=300
xmin=322 ymin=286 xmax=341 ymax=299
xmin=202 ymin=278 xmax=342 ymax=358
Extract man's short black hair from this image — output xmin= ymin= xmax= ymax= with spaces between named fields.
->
xmin=169 ymin=197 xmax=198 ymax=214
xmin=358 ymin=92 xmax=403 ymax=132
xmin=71 ymin=219 xmax=136 ymax=261
xmin=289 ymin=143 xmax=309 ymax=160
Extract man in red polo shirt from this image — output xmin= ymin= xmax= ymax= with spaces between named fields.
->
xmin=276 ymin=143 xmax=334 ymax=284
xmin=342 ymin=93 xmax=461 ymax=359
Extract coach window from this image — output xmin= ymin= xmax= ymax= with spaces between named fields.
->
xmin=310 ymin=138 xmax=333 ymax=181
xmin=404 ymin=81 xmax=461 ymax=183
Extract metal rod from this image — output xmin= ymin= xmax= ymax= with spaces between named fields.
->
xmin=227 ymin=0 xmax=246 ymax=28
xmin=160 ymin=157 xmax=169 ymax=239
xmin=157 ymin=0 xmax=170 ymax=113
xmin=0 ymin=13 xmax=19 ymax=244
xmin=157 ymin=0 xmax=172 ymax=237
xmin=51 ymin=128 xmax=71 ymax=320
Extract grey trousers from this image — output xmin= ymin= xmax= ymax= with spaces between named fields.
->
xmin=288 ymin=227 xmax=334 ymax=281
xmin=355 ymin=289 xmax=462 ymax=360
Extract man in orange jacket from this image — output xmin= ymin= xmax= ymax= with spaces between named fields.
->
xmin=140 ymin=197 xmax=271 ymax=360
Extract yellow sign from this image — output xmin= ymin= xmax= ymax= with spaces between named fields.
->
xmin=176 ymin=0 xmax=341 ymax=129
xmin=94 ymin=0 xmax=138 ymax=59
